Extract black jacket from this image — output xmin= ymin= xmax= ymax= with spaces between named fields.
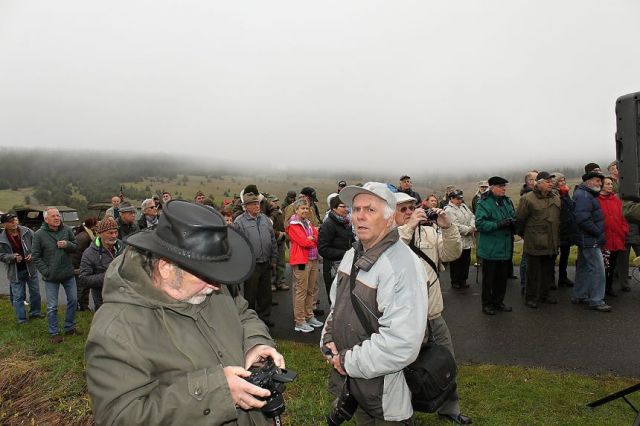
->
xmin=318 ymin=213 xmax=354 ymax=262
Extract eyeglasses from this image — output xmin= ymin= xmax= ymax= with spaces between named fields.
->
xmin=400 ymin=205 xmax=416 ymax=213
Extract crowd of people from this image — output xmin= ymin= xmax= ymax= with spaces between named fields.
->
xmin=0 ymin=162 xmax=635 ymax=424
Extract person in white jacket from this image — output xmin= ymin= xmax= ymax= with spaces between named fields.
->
xmin=444 ymin=190 xmax=476 ymax=289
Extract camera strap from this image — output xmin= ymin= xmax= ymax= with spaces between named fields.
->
xmin=349 ymin=255 xmax=433 ymax=342
xmin=408 ymin=230 xmax=439 ymax=288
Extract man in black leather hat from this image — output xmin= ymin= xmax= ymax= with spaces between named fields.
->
xmin=85 ymin=200 xmax=285 ymax=425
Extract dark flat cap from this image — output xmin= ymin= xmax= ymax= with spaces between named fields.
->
xmin=536 ymin=171 xmax=555 ymax=180
xmin=488 ymin=176 xmax=509 ymax=186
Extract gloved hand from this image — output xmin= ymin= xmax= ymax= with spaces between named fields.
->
xmin=497 ymin=218 xmax=515 ymax=229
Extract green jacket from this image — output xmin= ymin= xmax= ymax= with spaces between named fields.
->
xmin=85 ymin=249 xmax=274 ymax=426
xmin=475 ymin=192 xmax=516 ymax=260
xmin=32 ymin=222 xmax=78 ymax=281
xmin=516 ymin=189 xmax=561 ymax=256
xmin=623 ymin=200 xmax=640 ymax=225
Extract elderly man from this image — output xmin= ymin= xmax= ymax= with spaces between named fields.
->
xmin=234 ymin=193 xmax=278 ymax=327
xmin=0 ymin=213 xmax=42 ymax=324
xmin=105 ymin=196 xmax=121 ymax=220
xmin=138 ymin=198 xmax=159 ymax=230
xmin=321 ymin=182 xmax=428 ymax=424
xmin=79 ymin=217 xmax=122 ymax=311
xmin=32 ymin=207 xmax=79 ymax=343
xmin=572 ymin=170 xmax=611 ymax=312
xmin=85 ymin=200 xmax=285 ymax=425
xmin=475 ymin=176 xmax=516 ymax=315
xmin=394 ymin=192 xmax=471 ymax=424
xmin=471 ymin=181 xmax=489 ymax=213
xmin=398 ymin=174 xmax=422 ymax=205
xmin=517 ymin=172 xmax=561 ymax=308
xmin=116 ymin=201 xmax=139 ymax=240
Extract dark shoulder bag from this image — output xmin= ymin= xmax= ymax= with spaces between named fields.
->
xmin=348 ymin=242 xmax=457 ymax=414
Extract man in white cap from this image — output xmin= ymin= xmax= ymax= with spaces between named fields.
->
xmin=321 ymin=182 xmax=428 ymax=424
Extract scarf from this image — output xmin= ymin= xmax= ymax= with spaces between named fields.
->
xmin=329 ymin=211 xmax=350 ymax=227
xmin=290 ymin=214 xmax=318 ymax=260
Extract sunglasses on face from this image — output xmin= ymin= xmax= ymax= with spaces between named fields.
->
xmin=400 ymin=205 xmax=416 ymax=213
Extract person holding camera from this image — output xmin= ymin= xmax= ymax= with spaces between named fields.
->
xmin=321 ymin=182 xmax=428 ymax=424
xmin=394 ymin=193 xmax=472 ymax=424
xmin=475 ymin=176 xmax=517 ymax=315
xmin=85 ymin=201 xmax=285 ymax=425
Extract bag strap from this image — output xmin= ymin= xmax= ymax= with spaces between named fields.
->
xmin=349 ymin=254 xmax=434 ymax=343
xmin=349 ymin=255 xmax=376 ymax=336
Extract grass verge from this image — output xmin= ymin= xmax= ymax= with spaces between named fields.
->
xmin=0 ymin=296 xmax=637 ymax=425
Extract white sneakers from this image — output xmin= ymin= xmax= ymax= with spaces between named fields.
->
xmin=294 ymin=317 xmax=324 ymax=332
xmin=306 ymin=316 xmax=324 ymax=328
xmin=294 ymin=322 xmax=314 ymax=333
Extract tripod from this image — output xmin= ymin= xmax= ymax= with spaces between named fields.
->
xmin=587 ymin=383 xmax=640 ymax=426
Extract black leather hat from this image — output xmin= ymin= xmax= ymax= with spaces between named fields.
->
xmin=124 ymin=200 xmax=255 ymax=285
xmin=582 ymin=171 xmax=605 ymax=182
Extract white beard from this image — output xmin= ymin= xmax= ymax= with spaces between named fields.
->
xmin=184 ymin=287 xmax=214 ymax=305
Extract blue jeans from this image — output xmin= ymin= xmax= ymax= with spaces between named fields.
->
xmin=574 ymin=247 xmax=606 ymax=306
xmin=44 ymin=276 xmax=77 ymax=336
xmin=10 ymin=269 xmax=42 ymax=323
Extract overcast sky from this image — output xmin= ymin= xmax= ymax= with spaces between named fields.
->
xmin=1 ymin=1 xmax=639 ymax=176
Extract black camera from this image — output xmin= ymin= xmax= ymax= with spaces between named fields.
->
xmin=244 ymin=357 xmax=297 ymax=418
xmin=327 ymin=378 xmax=358 ymax=426
xmin=419 ymin=208 xmax=440 ymax=226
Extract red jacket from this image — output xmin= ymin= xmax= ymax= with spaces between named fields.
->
xmin=286 ymin=220 xmax=318 ymax=265
xmin=597 ymin=192 xmax=628 ymax=251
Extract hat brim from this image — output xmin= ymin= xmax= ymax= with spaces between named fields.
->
xmin=125 ymin=227 xmax=255 ymax=286
xmin=340 ymin=186 xmax=384 ymax=208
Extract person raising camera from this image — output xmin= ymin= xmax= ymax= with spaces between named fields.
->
xmin=85 ymin=200 xmax=285 ymax=425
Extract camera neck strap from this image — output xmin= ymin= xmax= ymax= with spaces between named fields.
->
xmin=408 ymin=229 xmax=439 ymax=288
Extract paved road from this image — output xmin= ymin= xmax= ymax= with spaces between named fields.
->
xmin=2 ymin=264 xmax=639 ymax=377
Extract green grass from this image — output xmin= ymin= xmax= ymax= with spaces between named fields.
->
xmin=0 ymin=296 xmax=638 ymax=425
xmin=0 ymin=187 xmax=34 ymax=211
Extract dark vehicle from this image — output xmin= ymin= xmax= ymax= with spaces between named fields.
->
xmin=13 ymin=205 xmax=81 ymax=231
xmin=87 ymin=202 xmax=113 ymax=220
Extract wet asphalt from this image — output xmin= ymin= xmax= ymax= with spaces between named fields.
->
xmin=267 ymin=264 xmax=640 ymax=378
xmin=2 ymin=264 xmax=639 ymax=377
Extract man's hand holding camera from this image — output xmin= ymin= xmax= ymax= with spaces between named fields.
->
xmin=407 ymin=207 xmax=452 ymax=229
xmin=225 ymin=344 xmax=285 ymax=410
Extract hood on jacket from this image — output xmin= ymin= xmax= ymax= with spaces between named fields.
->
xmin=102 ymin=248 xmax=207 ymax=318
xmin=577 ymin=183 xmax=600 ymax=197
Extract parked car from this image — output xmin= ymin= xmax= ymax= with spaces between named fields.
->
xmin=13 ymin=205 xmax=81 ymax=231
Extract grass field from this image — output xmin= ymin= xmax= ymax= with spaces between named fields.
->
xmin=0 ymin=296 xmax=638 ymax=425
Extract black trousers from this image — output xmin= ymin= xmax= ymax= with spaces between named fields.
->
xmin=605 ymin=250 xmax=621 ymax=292
xmin=525 ymin=254 xmax=555 ymax=302
xmin=481 ymin=259 xmax=510 ymax=307
xmin=243 ymin=262 xmax=272 ymax=319
xmin=322 ymin=260 xmax=333 ymax=305
xmin=449 ymin=248 xmax=471 ymax=284
xmin=558 ymin=244 xmax=571 ymax=281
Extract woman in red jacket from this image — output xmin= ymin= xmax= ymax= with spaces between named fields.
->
xmin=286 ymin=199 xmax=322 ymax=333
xmin=598 ymin=177 xmax=629 ymax=297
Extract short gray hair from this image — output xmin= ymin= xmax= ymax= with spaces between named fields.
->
xmin=293 ymin=198 xmax=309 ymax=210
xmin=43 ymin=207 xmax=58 ymax=219
xmin=141 ymin=199 xmax=155 ymax=210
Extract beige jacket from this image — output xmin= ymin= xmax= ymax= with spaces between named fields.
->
xmin=397 ymin=223 xmax=462 ymax=319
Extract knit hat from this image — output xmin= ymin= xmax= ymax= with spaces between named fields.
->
xmin=96 ymin=217 xmax=118 ymax=234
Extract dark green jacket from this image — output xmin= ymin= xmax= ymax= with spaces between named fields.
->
xmin=516 ymin=189 xmax=561 ymax=256
xmin=475 ymin=192 xmax=516 ymax=260
xmin=85 ymin=249 xmax=274 ymax=426
xmin=32 ymin=222 xmax=78 ymax=281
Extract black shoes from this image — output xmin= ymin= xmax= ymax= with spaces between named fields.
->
xmin=495 ymin=303 xmax=512 ymax=312
xmin=605 ymin=289 xmax=617 ymax=297
xmin=525 ymin=300 xmax=538 ymax=309
xmin=589 ymin=304 xmax=612 ymax=313
xmin=482 ymin=306 xmax=496 ymax=315
xmin=438 ymin=413 xmax=473 ymax=424
xmin=558 ymin=278 xmax=574 ymax=287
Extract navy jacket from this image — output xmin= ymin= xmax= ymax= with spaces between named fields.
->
xmin=572 ymin=184 xmax=605 ymax=248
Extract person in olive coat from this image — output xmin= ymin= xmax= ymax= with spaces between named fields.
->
xmin=475 ymin=176 xmax=516 ymax=315
xmin=516 ymin=172 xmax=561 ymax=308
